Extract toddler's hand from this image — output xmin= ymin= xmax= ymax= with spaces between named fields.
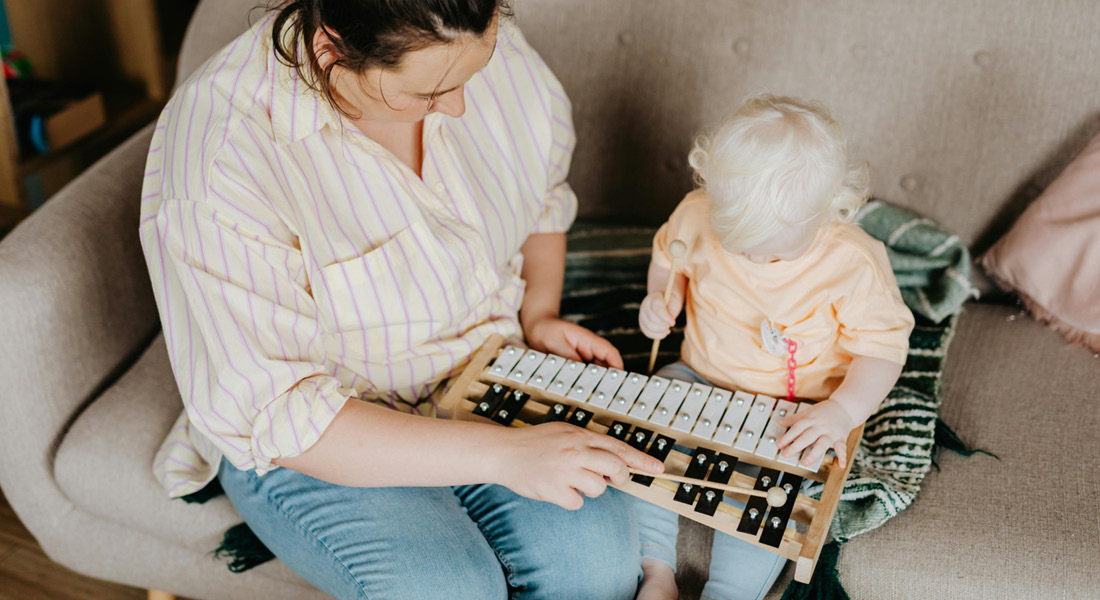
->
xmin=776 ymin=399 xmax=857 ymax=469
xmin=639 ymin=291 xmax=683 ymax=340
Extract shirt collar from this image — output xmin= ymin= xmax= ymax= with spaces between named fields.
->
xmin=268 ymin=44 xmax=341 ymax=146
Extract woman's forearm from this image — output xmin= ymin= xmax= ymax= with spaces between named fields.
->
xmin=518 ymin=232 xmax=567 ymax=331
xmin=274 ymin=400 xmax=509 ymax=487
xmin=829 ymin=355 xmax=904 ymax=424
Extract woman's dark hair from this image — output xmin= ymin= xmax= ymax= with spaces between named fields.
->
xmin=271 ymin=0 xmax=509 ymax=116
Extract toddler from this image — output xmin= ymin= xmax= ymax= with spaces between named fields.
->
xmin=634 ymin=95 xmax=915 ymax=600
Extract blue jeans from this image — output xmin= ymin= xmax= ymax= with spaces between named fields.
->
xmin=631 ymin=362 xmax=787 ymax=600
xmin=217 ymin=459 xmax=641 ymax=600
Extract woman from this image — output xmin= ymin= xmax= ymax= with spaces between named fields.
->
xmin=139 ymin=1 xmax=663 ymax=598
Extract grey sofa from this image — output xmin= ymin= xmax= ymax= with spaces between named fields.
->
xmin=1 ymin=1 xmax=1098 ymax=599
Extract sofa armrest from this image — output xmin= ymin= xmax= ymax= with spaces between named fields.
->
xmin=0 ymin=123 xmax=161 ymax=535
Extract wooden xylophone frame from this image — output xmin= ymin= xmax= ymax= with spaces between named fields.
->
xmin=439 ymin=335 xmax=862 ymax=583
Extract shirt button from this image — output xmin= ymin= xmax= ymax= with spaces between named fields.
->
xmin=433 ymin=182 xmax=446 ymax=196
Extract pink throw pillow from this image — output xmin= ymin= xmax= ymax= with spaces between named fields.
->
xmin=980 ymin=129 xmax=1100 ymax=352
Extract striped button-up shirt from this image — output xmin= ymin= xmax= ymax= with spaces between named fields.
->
xmin=140 ymin=17 xmax=577 ymax=496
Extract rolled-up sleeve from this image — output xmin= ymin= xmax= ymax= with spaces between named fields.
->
xmin=145 ymin=190 xmax=350 ymax=478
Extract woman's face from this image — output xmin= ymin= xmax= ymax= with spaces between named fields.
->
xmin=320 ymin=21 xmax=499 ymax=123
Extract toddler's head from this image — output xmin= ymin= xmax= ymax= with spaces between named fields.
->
xmin=688 ymin=94 xmax=869 ymax=262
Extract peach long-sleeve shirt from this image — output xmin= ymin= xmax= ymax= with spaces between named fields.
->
xmin=653 ymin=191 xmax=914 ymax=400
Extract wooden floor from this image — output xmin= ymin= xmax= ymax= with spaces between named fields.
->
xmin=0 ymin=488 xmax=150 ymax=600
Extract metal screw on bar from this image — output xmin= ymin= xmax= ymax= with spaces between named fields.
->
xmin=705 ymin=490 xmax=715 ymax=502
xmin=478 ymin=402 xmax=490 ymax=412
xmin=498 ymin=410 xmax=508 ymax=419
xmin=718 ymin=461 xmax=728 ymax=472
xmin=749 ymin=508 xmax=759 ymax=520
xmin=761 ymin=476 xmax=771 ymax=486
xmin=493 ymin=383 xmax=502 ymax=392
xmin=771 ymin=517 xmax=782 ymax=528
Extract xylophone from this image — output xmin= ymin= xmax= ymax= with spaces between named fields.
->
xmin=439 ymin=335 xmax=862 ymax=583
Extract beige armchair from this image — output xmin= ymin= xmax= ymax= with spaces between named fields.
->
xmin=1 ymin=1 xmax=1097 ymax=599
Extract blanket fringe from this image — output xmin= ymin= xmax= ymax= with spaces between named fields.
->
xmin=934 ymin=418 xmax=998 ymax=459
xmin=214 ymin=523 xmax=276 ymax=573
xmin=780 ymin=542 xmax=849 ymax=600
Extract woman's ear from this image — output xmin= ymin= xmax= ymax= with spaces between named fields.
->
xmin=311 ymin=25 xmax=341 ymax=70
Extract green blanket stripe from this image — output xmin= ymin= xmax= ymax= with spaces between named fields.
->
xmin=192 ymin=201 xmax=980 ymax=591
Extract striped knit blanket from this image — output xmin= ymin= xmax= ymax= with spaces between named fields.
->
xmin=198 ymin=200 xmax=977 ymax=582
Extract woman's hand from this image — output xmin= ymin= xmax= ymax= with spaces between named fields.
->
xmin=491 ymin=422 xmax=665 ymax=510
xmin=776 ymin=399 xmax=857 ymax=469
xmin=524 ymin=316 xmax=624 ymax=369
xmin=638 ymin=290 xmax=683 ymax=340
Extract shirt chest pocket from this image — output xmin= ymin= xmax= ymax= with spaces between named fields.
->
xmin=779 ymin=313 xmax=836 ymax=363
xmin=316 ymin=222 xmax=461 ymax=354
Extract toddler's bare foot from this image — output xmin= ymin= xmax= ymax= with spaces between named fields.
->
xmin=636 ymin=557 xmax=678 ymax=600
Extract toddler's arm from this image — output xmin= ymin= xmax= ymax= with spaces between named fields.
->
xmin=639 ymin=260 xmax=688 ymax=340
xmin=777 ymin=355 xmax=903 ymax=468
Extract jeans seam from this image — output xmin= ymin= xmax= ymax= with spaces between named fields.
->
xmin=247 ymin=470 xmax=371 ymax=600
xmin=460 ymin=498 xmax=521 ymax=594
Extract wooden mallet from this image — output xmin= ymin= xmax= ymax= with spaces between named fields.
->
xmin=647 ymin=239 xmax=687 ymax=374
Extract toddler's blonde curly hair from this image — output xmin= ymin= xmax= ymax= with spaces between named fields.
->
xmin=688 ymin=94 xmax=870 ymax=252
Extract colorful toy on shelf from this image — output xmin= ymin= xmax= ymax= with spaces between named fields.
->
xmin=2 ymin=48 xmax=32 ymax=79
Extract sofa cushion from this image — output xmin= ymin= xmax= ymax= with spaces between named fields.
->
xmin=58 ymin=307 xmax=1099 ymax=599
xmin=54 ymin=334 xmax=297 ymax=590
xmin=759 ymin=302 xmax=1100 ymax=600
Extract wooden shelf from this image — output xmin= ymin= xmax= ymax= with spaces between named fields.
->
xmin=17 ymin=92 xmax=162 ymax=177
xmin=0 ymin=0 xmax=176 ymax=216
